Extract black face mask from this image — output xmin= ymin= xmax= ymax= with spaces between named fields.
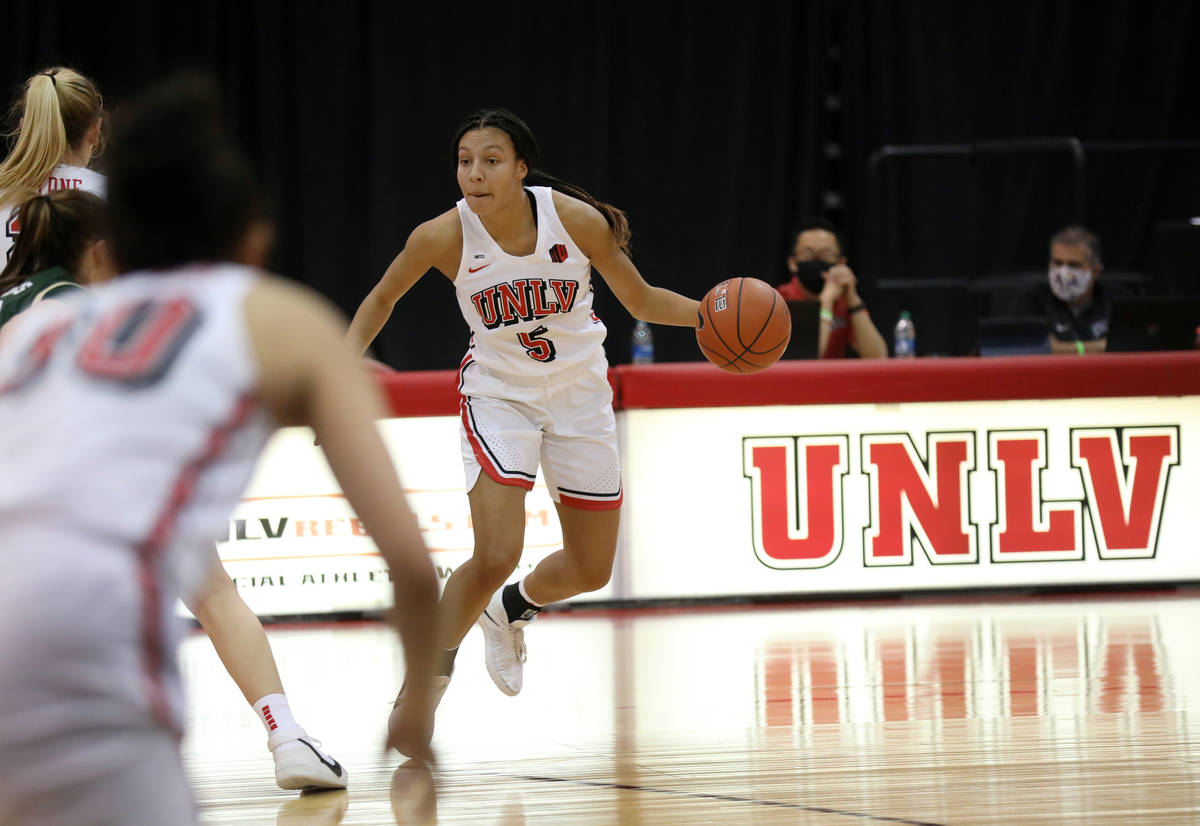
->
xmin=793 ymin=259 xmax=833 ymax=295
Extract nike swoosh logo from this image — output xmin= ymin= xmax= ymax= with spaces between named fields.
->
xmin=297 ymin=738 xmax=343 ymax=777
xmin=468 ymin=263 xmax=491 ymax=273
xmin=483 ymin=606 xmax=514 ymax=629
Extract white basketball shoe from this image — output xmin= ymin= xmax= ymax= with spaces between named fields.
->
xmin=477 ymin=589 xmax=530 ymax=696
xmin=270 ymin=731 xmax=348 ymax=791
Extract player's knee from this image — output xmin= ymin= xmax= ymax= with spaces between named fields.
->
xmin=571 ymin=559 xmax=614 ymax=593
xmin=472 ymin=545 xmax=522 ymax=588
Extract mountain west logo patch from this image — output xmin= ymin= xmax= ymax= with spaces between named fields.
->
xmin=549 ymin=244 xmax=568 ymax=263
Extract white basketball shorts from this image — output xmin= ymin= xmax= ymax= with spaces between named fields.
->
xmin=458 ymin=355 xmax=623 ymax=510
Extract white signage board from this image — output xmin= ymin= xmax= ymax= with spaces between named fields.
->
xmin=620 ymin=396 xmax=1198 ymax=599
xmin=206 ymin=394 xmax=1198 ymax=616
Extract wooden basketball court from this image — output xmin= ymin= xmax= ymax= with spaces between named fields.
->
xmin=183 ymin=588 xmax=1200 ymax=824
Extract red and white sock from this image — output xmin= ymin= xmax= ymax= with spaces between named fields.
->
xmin=253 ymin=693 xmax=304 ymax=751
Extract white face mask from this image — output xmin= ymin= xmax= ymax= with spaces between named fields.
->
xmin=1049 ymin=265 xmax=1093 ymax=302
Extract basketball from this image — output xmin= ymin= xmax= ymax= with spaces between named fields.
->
xmin=696 ymin=277 xmax=791 ymax=374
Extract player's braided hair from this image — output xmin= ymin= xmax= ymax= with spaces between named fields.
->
xmin=453 ymin=108 xmax=632 ymax=256
xmin=0 ymin=189 xmax=107 ymax=293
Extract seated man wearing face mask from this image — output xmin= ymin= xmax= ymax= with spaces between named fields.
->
xmin=776 ymin=220 xmax=888 ymax=359
xmin=1013 ymin=225 xmax=1111 ymax=354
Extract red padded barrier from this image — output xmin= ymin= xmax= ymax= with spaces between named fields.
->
xmin=615 ymin=352 xmax=1200 ymax=409
xmin=374 ymin=353 xmax=1200 ymax=417
xmin=376 ymin=368 xmax=461 ymax=418
xmin=376 ymin=366 xmax=622 ymax=418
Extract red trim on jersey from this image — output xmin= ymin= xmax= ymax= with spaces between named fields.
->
xmin=457 ymin=352 xmax=474 ymax=392
xmin=558 ymin=490 xmax=624 ymax=511
xmin=459 ymin=397 xmax=534 ymax=491
xmin=136 ymin=392 xmax=258 ymax=733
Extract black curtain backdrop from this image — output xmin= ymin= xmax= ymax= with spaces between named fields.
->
xmin=839 ymin=0 xmax=1200 ymax=352
xmin=2 ymin=1 xmax=1196 ymax=365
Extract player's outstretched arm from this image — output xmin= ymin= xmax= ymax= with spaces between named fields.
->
xmin=246 ymin=277 xmax=439 ymax=760
xmin=346 ymin=210 xmax=461 ymax=356
xmin=555 ymin=192 xmax=699 ymax=328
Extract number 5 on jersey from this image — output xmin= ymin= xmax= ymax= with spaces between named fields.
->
xmin=518 ymin=325 xmax=557 ymax=363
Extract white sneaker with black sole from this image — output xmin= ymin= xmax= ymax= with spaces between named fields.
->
xmin=271 ymin=732 xmax=348 ymax=791
xmin=477 ymin=589 xmax=529 ymax=696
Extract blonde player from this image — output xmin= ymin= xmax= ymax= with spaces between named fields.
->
xmin=0 ymin=75 xmax=438 ymax=825
xmin=0 ymin=67 xmax=107 ymax=257
xmin=0 ymin=68 xmax=356 ymax=791
xmin=347 ymin=108 xmax=700 ymax=736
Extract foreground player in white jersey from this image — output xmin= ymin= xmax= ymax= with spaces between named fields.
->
xmin=0 ymin=68 xmax=360 ymax=793
xmin=348 ymin=108 xmax=700 ymax=736
xmin=0 ymin=75 xmax=439 ymax=826
xmin=0 ymin=67 xmax=107 ymax=259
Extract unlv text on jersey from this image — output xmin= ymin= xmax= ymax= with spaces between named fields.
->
xmin=469 ymin=278 xmax=579 ymax=329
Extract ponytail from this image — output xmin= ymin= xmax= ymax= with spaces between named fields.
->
xmin=0 ymin=189 xmax=107 ymax=293
xmin=0 ymin=68 xmax=104 ymax=208
xmin=526 ymin=168 xmax=632 ymax=256
xmin=453 ymin=108 xmax=632 ymax=256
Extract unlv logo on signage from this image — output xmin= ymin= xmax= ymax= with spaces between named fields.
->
xmin=742 ymin=435 xmax=849 ymax=569
xmin=1071 ymin=426 xmax=1178 ymax=559
xmin=988 ymin=429 xmax=1083 ymax=562
xmin=862 ymin=432 xmax=978 ymax=565
xmin=988 ymin=426 xmax=1178 ymax=561
xmin=745 ymin=425 xmax=1179 ymax=569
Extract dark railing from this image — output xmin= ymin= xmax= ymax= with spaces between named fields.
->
xmin=866 ymin=137 xmax=1085 ymax=285
xmin=862 ymin=139 xmax=1200 ymax=355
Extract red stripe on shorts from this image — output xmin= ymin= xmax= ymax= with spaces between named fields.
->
xmin=559 ymin=490 xmax=624 ymax=511
xmin=459 ymin=397 xmax=534 ymax=490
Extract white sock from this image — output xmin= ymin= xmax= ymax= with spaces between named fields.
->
xmin=517 ymin=578 xmax=545 ymax=608
xmin=253 ymin=693 xmax=304 ymax=750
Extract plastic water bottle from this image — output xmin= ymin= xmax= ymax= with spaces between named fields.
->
xmin=893 ymin=310 xmax=916 ymax=358
xmin=631 ymin=320 xmax=655 ymax=364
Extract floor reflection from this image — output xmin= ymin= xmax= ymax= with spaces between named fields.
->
xmin=187 ymin=592 xmax=1200 ymax=824
xmin=755 ymin=605 xmax=1169 ymax=727
xmin=275 ymin=789 xmax=348 ymax=826
xmin=390 ymin=760 xmax=436 ymax=825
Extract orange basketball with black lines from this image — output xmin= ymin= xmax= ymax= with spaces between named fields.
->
xmin=696 ymin=277 xmax=791 ymax=374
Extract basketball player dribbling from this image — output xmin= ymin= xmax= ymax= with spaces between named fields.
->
xmin=0 ymin=67 xmax=360 ymax=792
xmin=346 ymin=108 xmax=701 ymax=742
xmin=0 ymin=75 xmax=439 ymax=826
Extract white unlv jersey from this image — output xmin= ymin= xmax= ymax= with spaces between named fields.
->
xmin=2 ymin=163 xmax=107 ymax=258
xmin=454 ymin=186 xmax=607 ymax=381
xmin=0 ymin=265 xmax=272 ymax=737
